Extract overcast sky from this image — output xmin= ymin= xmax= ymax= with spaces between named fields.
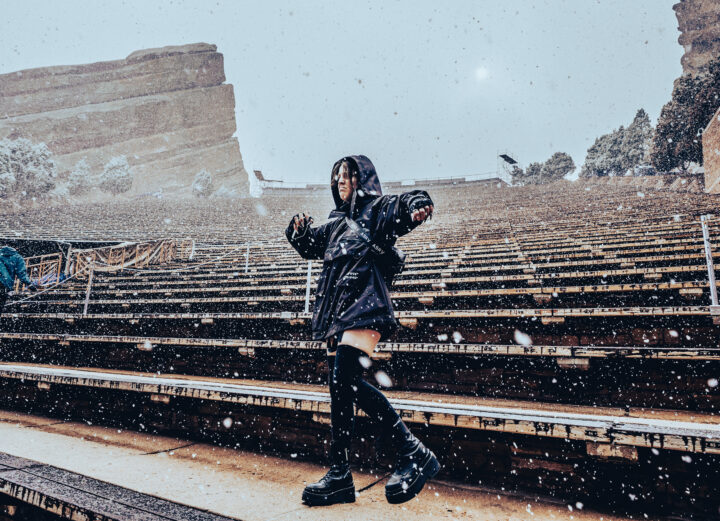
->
xmin=1 ymin=0 xmax=683 ymax=185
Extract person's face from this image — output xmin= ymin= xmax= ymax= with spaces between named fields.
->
xmin=337 ymin=162 xmax=357 ymax=202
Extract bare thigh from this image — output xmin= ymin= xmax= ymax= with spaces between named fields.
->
xmin=327 ymin=328 xmax=381 ymax=358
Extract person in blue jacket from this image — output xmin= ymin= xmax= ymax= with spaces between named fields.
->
xmin=286 ymin=155 xmax=438 ymax=506
xmin=0 ymin=246 xmax=37 ymax=313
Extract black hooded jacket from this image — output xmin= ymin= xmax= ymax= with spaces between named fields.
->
xmin=285 ymin=155 xmax=432 ymax=342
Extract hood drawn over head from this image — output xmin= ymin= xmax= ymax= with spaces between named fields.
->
xmin=330 ymin=155 xmax=383 ymax=216
xmin=0 ymin=247 xmax=17 ymax=257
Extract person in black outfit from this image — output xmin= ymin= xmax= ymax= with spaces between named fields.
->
xmin=285 ymin=155 xmax=438 ymax=506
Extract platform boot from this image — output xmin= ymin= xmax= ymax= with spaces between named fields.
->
xmin=385 ymin=420 xmax=440 ymax=504
xmin=301 ymin=443 xmax=356 ymax=506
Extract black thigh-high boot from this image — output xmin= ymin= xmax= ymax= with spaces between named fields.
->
xmin=301 ymin=349 xmax=356 ymax=506
xmin=330 ymin=344 xmax=440 ymax=504
xmin=332 ymin=345 xmax=440 ymax=505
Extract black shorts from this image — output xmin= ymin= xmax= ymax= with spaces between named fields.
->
xmin=326 ymin=334 xmax=339 ymax=354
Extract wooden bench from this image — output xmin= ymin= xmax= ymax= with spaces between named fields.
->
xmin=2 ymin=332 xmax=720 ymax=360
xmin=0 ymin=452 xmax=236 ymax=521
xmin=0 ymin=363 xmax=717 ymax=457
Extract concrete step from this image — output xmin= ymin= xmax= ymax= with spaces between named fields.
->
xmin=0 ymin=410 xmax=642 ymax=521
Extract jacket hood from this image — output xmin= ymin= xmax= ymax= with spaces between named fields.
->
xmin=330 ymin=155 xmax=383 ymax=217
xmin=0 ymin=247 xmax=17 ymax=257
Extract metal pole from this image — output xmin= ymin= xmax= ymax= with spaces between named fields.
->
xmin=701 ymin=215 xmax=718 ymax=306
xmin=304 ymin=260 xmax=312 ymax=314
xmin=64 ymin=244 xmax=73 ymax=277
xmin=83 ymin=262 xmax=95 ymax=317
xmin=244 ymin=243 xmax=250 ymax=274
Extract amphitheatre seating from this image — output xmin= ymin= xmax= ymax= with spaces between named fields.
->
xmin=2 ymin=176 xmax=720 ymax=515
xmin=3 ymin=331 xmax=720 ymax=359
xmin=8 ymin=213 xmax=720 ymax=316
xmin=0 ymin=177 xmax=717 ymax=243
xmin=0 ymin=363 xmax=718 ymax=457
xmin=581 ymin=174 xmax=706 ymax=193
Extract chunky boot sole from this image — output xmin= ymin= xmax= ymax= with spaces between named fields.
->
xmin=385 ymin=450 xmax=440 ymax=505
xmin=302 ymin=484 xmax=356 ymax=506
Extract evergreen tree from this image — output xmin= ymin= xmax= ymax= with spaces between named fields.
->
xmin=651 ymin=56 xmax=720 ymax=172
xmin=651 ymin=74 xmax=703 ymax=172
xmin=540 ymin=152 xmax=575 ymax=182
xmin=510 ymin=165 xmax=525 ymax=186
xmin=67 ymin=158 xmax=93 ymax=196
xmin=0 ymin=138 xmax=57 ymax=199
xmin=580 ymin=133 xmax=618 ymax=177
xmin=581 ymin=109 xmax=653 ymax=177
xmin=99 ymin=156 xmax=133 ymax=196
xmin=523 ymin=162 xmax=544 ymax=185
xmin=622 ymin=109 xmax=653 ymax=172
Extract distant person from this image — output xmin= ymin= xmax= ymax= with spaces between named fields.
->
xmin=286 ymin=155 xmax=438 ymax=506
xmin=0 ymin=246 xmax=38 ymax=313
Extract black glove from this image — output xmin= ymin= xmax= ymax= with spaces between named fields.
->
xmin=26 ymin=283 xmax=39 ymax=292
xmin=288 ymin=213 xmax=314 ymax=240
xmin=407 ymin=193 xmax=433 ymax=213
xmin=406 ymin=193 xmax=434 ymax=220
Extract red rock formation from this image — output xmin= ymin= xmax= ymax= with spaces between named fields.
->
xmin=703 ymin=107 xmax=720 ymax=192
xmin=673 ymin=0 xmax=720 ymax=76
xmin=0 ymin=43 xmax=249 ymax=197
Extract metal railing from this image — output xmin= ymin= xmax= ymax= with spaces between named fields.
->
xmin=69 ymin=238 xmax=195 ymax=277
xmin=13 ymin=253 xmax=63 ymax=292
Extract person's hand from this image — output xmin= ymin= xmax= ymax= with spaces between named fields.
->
xmin=26 ymin=283 xmax=39 ymax=292
xmin=292 ymin=212 xmax=314 ymax=237
xmin=411 ymin=204 xmax=434 ymax=222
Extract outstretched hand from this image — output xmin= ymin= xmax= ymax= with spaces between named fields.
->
xmin=411 ymin=204 xmax=434 ymax=222
xmin=292 ymin=212 xmax=314 ymax=237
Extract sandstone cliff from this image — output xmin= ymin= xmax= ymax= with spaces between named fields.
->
xmin=702 ymin=107 xmax=720 ymax=193
xmin=674 ymin=0 xmax=720 ymax=76
xmin=0 ymin=43 xmax=249 ymax=198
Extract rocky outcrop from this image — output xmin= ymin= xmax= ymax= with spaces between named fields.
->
xmin=673 ymin=0 xmax=720 ymax=76
xmin=703 ymin=107 xmax=720 ymax=192
xmin=0 ymin=43 xmax=249 ymax=197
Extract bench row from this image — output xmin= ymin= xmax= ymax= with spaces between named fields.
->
xmin=3 ymin=332 xmax=720 ymax=360
xmin=0 ymin=363 xmax=717 ymax=456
